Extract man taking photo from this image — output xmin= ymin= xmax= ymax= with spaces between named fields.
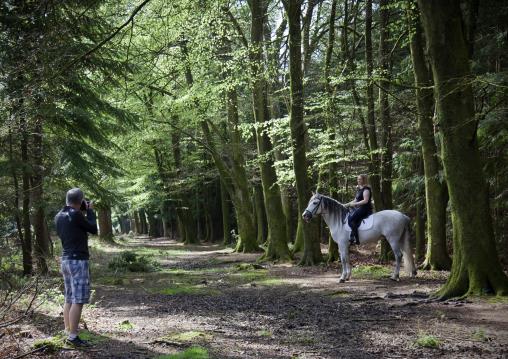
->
xmin=55 ymin=188 xmax=97 ymax=347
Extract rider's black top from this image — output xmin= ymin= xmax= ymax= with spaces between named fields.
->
xmin=355 ymin=186 xmax=373 ymax=214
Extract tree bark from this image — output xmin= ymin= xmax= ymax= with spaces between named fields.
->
xmin=220 ymin=180 xmax=231 ymax=245
xmin=378 ymin=0 xmax=394 ymax=262
xmin=407 ymin=3 xmax=451 ymax=270
xmin=285 ymin=0 xmax=322 ymax=265
xmin=364 ymin=0 xmax=382 ymax=209
xmin=254 ymin=183 xmax=268 ymax=244
xmin=8 ymin=125 xmax=23 ymax=247
xmin=20 ymin=115 xmax=33 ymax=276
xmin=138 ymin=208 xmax=148 ymax=235
xmin=98 ymin=205 xmax=114 ymax=242
xmin=418 ymin=0 xmax=508 ymax=297
xmin=322 ymin=0 xmax=339 ymax=263
xmin=249 ymin=0 xmax=290 ymax=261
xmin=31 ymin=117 xmax=49 ymax=274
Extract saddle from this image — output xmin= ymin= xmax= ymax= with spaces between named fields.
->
xmin=344 ymin=214 xmax=374 ymax=232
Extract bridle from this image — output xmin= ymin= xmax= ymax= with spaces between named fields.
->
xmin=303 ymin=195 xmax=323 ymax=219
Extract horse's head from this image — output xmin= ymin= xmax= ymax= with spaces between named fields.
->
xmin=302 ymin=192 xmax=323 ymax=223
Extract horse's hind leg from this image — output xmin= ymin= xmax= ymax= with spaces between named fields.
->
xmin=391 ymin=246 xmax=402 ymax=281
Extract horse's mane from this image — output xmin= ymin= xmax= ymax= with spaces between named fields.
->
xmin=320 ymin=195 xmax=348 ymax=223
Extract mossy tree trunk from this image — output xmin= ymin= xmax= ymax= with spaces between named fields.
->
xmin=285 ymin=0 xmax=322 ymax=265
xmin=249 ymin=0 xmax=290 ymax=261
xmin=254 ymin=183 xmax=268 ymax=245
xmin=418 ymin=0 xmax=508 ymax=297
xmin=408 ymin=4 xmax=451 ymax=270
xmin=220 ymin=180 xmax=231 ymax=245
xmin=364 ymin=0 xmax=382 ymax=212
xmin=377 ymin=0 xmax=395 ymax=262
xmin=321 ymin=0 xmax=339 ymax=263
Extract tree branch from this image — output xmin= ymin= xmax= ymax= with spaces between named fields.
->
xmin=56 ymin=0 xmax=152 ymax=76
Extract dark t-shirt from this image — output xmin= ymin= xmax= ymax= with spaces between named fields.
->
xmin=55 ymin=206 xmax=97 ymax=260
xmin=355 ymin=186 xmax=373 ymax=214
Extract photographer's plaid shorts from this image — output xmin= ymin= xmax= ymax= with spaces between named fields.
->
xmin=61 ymin=260 xmax=90 ymax=304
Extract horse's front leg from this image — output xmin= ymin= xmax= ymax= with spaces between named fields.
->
xmin=337 ymin=239 xmax=350 ymax=283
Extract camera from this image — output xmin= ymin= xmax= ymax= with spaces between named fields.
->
xmin=80 ymin=199 xmax=91 ymax=211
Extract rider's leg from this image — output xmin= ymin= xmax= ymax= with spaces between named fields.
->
xmin=348 ymin=210 xmax=361 ymax=244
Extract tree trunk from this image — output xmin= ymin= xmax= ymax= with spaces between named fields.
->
xmin=249 ymin=0 xmax=290 ymax=261
xmin=220 ymin=180 xmax=231 ymax=245
xmin=8 ymin=126 xmax=23 ymax=248
xmin=415 ymin=200 xmax=426 ymax=264
xmin=138 ymin=208 xmax=148 ymax=235
xmin=323 ymin=0 xmax=339 ymax=263
xmin=378 ymin=0 xmax=394 ymax=262
xmin=254 ymin=183 xmax=268 ymax=245
xmin=364 ymin=0 xmax=382 ymax=211
xmin=407 ymin=4 xmax=451 ymax=270
xmin=286 ymin=0 xmax=322 ymax=265
xmin=133 ymin=210 xmax=140 ymax=235
xmin=31 ymin=117 xmax=49 ymax=274
xmin=20 ymin=116 xmax=33 ymax=276
xmin=98 ymin=205 xmax=114 ymax=242
xmin=418 ymin=0 xmax=508 ymax=297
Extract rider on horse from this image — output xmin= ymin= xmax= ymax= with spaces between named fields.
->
xmin=345 ymin=174 xmax=373 ymax=245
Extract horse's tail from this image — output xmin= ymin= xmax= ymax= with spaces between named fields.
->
xmin=401 ymin=215 xmax=417 ymax=277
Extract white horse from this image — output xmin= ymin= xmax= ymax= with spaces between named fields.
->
xmin=302 ymin=193 xmax=417 ymax=282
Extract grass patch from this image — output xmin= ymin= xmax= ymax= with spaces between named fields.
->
xmin=78 ymin=330 xmax=109 ymax=344
xmin=118 ymin=320 xmax=135 ymax=330
xmin=156 ymin=346 xmax=209 ymax=359
xmin=163 ymin=331 xmax=212 ymax=343
xmin=95 ymin=275 xmax=126 ymax=285
xmin=33 ymin=333 xmax=65 ymax=353
xmin=414 ymin=333 xmax=441 ymax=348
xmin=352 ymin=265 xmax=391 ymax=279
xmin=327 ymin=290 xmax=350 ymax=297
xmin=472 ymin=328 xmax=489 ymax=342
xmin=108 ymin=251 xmax=160 ymax=272
xmin=256 ymin=278 xmax=285 ymax=286
xmin=287 ymin=334 xmax=316 ymax=345
xmin=257 ymin=329 xmax=272 ymax=337
xmin=158 ymin=284 xmax=219 ymax=296
xmin=487 ymin=296 xmax=508 ymax=304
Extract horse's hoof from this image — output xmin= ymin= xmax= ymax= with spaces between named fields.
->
xmin=339 ymin=278 xmax=345 ymax=283
xmin=390 ymin=276 xmax=400 ymax=282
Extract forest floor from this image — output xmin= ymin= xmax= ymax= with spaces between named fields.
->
xmin=3 ymin=235 xmax=508 ymax=359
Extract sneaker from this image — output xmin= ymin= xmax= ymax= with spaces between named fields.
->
xmin=65 ymin=336 xmax=91 ymax=348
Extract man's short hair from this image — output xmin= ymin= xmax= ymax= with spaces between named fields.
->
xmin=66 ymin=188 xmax=84 ymax=206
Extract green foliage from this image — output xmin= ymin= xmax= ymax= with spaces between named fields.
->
xmin=108 ymin=251 xmax=160 ymax=272
xmin=32 ymin=333 xmax=66 ymax=353
xmin=414 ymin=333 xmax=441 ymax=348
xmin=156 ymin=347 xmax=209 ymax=359
xmin=352 ymin=265 xmax=392 ymax=279
xmin=118 ymin=320 xmax=135 ymax=331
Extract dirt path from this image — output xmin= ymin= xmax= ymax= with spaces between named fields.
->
xmin=9 ymin=237 xmax=508 ymax=358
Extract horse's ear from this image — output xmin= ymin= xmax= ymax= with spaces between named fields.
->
xmin=311 ymin=190 xmax=315 ymax=195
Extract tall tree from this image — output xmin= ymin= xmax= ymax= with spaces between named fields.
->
xmin=285 ymin=0 xmax=322 ymax=265
xmin=418 ymin=0 xmax=508 ymax=297
xmin=249 ymin=0 xmax=290 ymax=260
xmin=407 ymin=2 xmax=451 ymax=270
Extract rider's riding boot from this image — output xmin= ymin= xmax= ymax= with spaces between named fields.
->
xmin=351 ymin=229 xmax=360 ymax=245
xmin=349 ymin=231 xmax=356 ymax=245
